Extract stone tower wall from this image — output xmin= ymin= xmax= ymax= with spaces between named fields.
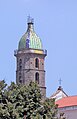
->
xmin=15 ymin=49 xmax=46 ymax=98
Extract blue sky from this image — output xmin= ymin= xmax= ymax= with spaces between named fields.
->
xmin=0 ymin=0 xmax=77 ymax=97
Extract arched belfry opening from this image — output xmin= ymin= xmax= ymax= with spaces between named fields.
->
xmin=19 ymin=72 xmax=22 ymax=84
xmin=35 ymin=58 xmax=39 ymax=68
xmin=19 ymin=59 xmax=22 ymax=70
xmin=35 ymin=72 xmax=39 ymax=84
xmin=14 ymin=17 xmax=47 ymax=98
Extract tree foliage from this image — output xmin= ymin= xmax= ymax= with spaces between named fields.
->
xmin=0 ymin=80 xmax=61 ymax=119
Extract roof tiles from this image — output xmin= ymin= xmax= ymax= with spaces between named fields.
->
xmin=56 ymin=96 xmax=77 ymax=108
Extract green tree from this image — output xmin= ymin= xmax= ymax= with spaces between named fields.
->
xmin=42 ymin=98 xmax=58 ymax=119
xmin=0 ymin=80 xmax=58 ymax=119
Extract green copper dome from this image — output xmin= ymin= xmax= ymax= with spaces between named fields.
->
xmin=18 ymin=19 xmax=42 ymax=50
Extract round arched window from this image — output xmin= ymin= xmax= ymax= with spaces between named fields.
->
xmin=19 ymin=75 xmax=23 ymax=84
xmin=35 ymin=58 xmax=39 ymax=68
xmin=35 ymin=72 xmax=39 ymax=84
xmin=19 ymin=59 xmax=22 ymax=70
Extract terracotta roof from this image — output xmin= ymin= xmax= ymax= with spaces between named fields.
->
xmin=56 ymin=96 xmax=77 ymax=108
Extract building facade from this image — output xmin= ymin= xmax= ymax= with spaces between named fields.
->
xmin=14 ymin=17 xmax=47 ymax=98
xmin=50 ymin=86 xmax=68 ymax=101
xmin=56 ymin=96 xmax=77 ymax=119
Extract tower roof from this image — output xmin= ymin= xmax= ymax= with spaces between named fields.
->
xmin=18 ymin=17 xmax=43 ymax=50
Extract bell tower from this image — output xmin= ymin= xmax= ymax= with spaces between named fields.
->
xmin=14 ymin=17 xmax=47 ymax=98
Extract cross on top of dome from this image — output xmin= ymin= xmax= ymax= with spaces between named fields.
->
xmin=27 ymin=16 xmax=34 ymax=24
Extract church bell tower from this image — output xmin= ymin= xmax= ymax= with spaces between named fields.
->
xmin=14 ymin=17 xmax=47 ymax=98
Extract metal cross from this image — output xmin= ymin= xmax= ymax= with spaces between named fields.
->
xmin=59 ymin=78 xmax=62 ymax=86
